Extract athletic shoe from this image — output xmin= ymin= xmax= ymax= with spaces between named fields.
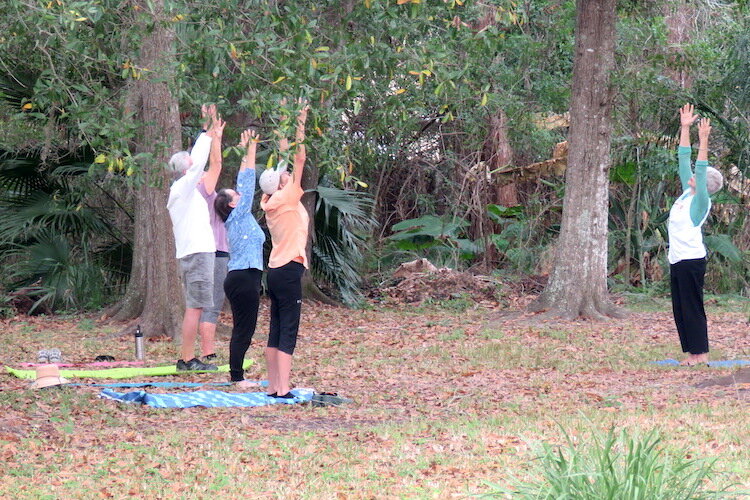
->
xmin=202 ymin=353 xmax=217 ymax=362
xmin=47 ymin=348 xmax=63 ymax=364
xmin=176 ymin=358 xmax=218 ymax=371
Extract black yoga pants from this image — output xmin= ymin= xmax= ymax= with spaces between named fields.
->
xmin=670 ymin=257 xmax=708 ymax=355
xmin=224 ymin=268 xmax=262 ymax=382
xmin=267 ymin=261 xmax=305 ymax=355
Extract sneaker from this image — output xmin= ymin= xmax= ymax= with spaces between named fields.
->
xmin=37 ymin=350 xmax=50 ymax=363
xmin=176 ymin=358 xmax=218 ymax=371
xmin=202 ymin=353 xmax=217 ymax=363
xmin=47 ymin=348 xmax=63 ymax=364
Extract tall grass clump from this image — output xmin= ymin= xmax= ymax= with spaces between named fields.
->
xmin=483 ymin=427 xmax=733 ymax=499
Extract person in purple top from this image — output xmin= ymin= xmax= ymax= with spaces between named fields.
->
xmin=195 ymin=105 xmax=227 ymax=362
xmin=214 ymin=129 xmax=266 ymax=386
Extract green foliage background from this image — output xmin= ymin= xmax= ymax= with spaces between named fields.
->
xmin=1 ymin=0 xmax=749 ymax=311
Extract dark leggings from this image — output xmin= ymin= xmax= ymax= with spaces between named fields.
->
xmin=670 ymin=258 xmax=708 ymax=355
xmin=224 ymin=268 xmax=262 ymax=382
xmin=267 ymin=261 xmax=305 ymax=355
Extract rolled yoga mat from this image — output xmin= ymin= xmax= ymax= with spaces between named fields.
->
xmin=6 ymin=360 xmax=252 ymax=380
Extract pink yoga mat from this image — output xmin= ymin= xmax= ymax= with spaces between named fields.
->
xmin=20 ymin=360 xmax=146 ymax=368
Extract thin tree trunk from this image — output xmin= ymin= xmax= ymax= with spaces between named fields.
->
xmin=105 ymin=0 xmax=185 ymax=337
xmin=528 ymin=0 xmax=624 ymax=320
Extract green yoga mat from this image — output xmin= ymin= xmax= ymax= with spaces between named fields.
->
xmin=6 ymin=360 xmax=252 ymax=380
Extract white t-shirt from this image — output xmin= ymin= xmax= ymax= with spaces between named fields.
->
xmin=167 ymin=133 xmax=216 ymax=259
xmin=667 ymin=190 xmax=710 ymax=265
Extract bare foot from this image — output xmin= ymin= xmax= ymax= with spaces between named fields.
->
xmin=235 ymin=380 xmax=261 ymax=390
xmin=679 ymin=353 xmax=709 ymax=366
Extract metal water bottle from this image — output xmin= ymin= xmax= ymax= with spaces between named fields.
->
xmin=134 ymin=325 xmax=145 ymax=361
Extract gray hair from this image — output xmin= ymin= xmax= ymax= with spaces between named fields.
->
xmin=706 ymin=167 xmax=723 ymax=194
xmin=168 ymin=151 xmax=191 ymax=172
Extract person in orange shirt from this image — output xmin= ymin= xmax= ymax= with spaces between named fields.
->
xmin=259 ymin=102 xmax=309 ymax=399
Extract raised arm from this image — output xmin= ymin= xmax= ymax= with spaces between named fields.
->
xmin=238 ymin=129 xmax=257 ymax=172
xmin=690 ymin=118 xmax=711 ymax=226
xmin=203 ymin=105 xmax=225 ymax=195
xmin=678 ymin=103 xmax=698 ymax=192
xmin=291 ymin=101 xmax=309 ymax=188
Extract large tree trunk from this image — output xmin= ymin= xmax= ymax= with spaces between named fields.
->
xmin=105 ymin=0 xmax=185 ymax=337
xmin=528 ymin=0 xmax=624 ymax=320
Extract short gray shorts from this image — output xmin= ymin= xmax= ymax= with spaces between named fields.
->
xmin=179 ymin=252 xmax=215 ymax=309
xmin=199 ymin=254 xmax=228 ymax=324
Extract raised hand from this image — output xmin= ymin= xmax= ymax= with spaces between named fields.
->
xmin=208 ymin=116 xmax=225 ymax=140
xmin=679 ymin=103 xmax=699 ymax=127
xmin=698 ymin=118 xmax=711 ymax=143
xmin=295 ymin=99 xmax=309 ymax=143
xmin=239 ymin=129 xmax=258 ymax=148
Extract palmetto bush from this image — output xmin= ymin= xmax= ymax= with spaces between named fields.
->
xmin=0 ymin=152 xmax=131 ymax=313
xmin=312 ymin=184 xmax=376 ymax=306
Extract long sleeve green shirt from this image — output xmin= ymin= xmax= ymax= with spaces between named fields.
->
xmin=677 ymin=146 xmax=710 ymax=226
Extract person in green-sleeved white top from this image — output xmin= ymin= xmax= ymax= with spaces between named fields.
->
xmin=668 ymin=104 xmax=724 ymax=366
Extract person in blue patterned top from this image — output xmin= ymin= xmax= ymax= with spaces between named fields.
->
xmin=214 ymin=129 xmax=266 ymax=386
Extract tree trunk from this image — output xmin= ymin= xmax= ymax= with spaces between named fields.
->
xmin=664 ymin=0 xmax=695 ymax=89
xmin=528 ymin=0 xmax=624 ymax=320
xmin=105 ymin=0 xmax=185 ymax=337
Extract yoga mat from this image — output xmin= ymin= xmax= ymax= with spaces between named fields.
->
xmin=652 ymin=359 xmax=750 ymax=368
xmin=20 ymin=361 xmax=145 ymax=368
xmin=73 ymin=380 xmax=268 ymax=389
xmin=99 ymin=388 xmax=313 ymax=408
xmin=6 ymin=360 xmax=252 ymax=380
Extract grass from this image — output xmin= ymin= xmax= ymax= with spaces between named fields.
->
xmin=1 ymin=298 xmax=749 ymax=498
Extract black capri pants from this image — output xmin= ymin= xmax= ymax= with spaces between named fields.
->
xmin=267 ymin=261 xmax=305 ymax=355
xmin=670 ymin=257 xmax=708 ymax=355
xmin=224 ymin=268 xmax=262 ymax=382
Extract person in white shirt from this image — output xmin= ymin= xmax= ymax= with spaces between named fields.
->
xmin=668 ymin=104 xmax=724 ymax=366
xmin=166 ymin=105 xmax=224 ymax=371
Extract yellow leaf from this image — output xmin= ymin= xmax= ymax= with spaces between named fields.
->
xmin=408 ymin=71 xmax=420 ymax=76
xmin=397 ymin=0 xmax=410 ymax=4
xmin=480 ymin=93 xmax=487 ymax=106
xmin=364 ymin=0 xmax=371 ymax=7
xmin=75 ymin=17 xmax=87 ymax=21
xmin=395 ymin=88 xmax=407 ymax=95
xmin=422 ymin=70 xmax=432 ymax=76
xmin=345 ymin=75 xmax=352 ymax=90
xmin=456 ymin=0 xmax=463 ymax=4
xmin=272 ymin=76 xmax=286 ymax=84
xmin=396 ymin=46 xmax=403 ymax=53
xmin=22 ymin=103 xmax=32 ymax=110
xmin=356 ymin=180 xmax=369 ymax=188
xmin=116 ymin=158 xmax=124 ymax=170
xmin=94 ymin=154 xmax=107 ymax=164
xmin=126 ymin=166 xmax=134 ymax=176
xmin=107 ymin=165 xmax=113 ymax=173
xmin=315 ymin=126 xmax=323 ymax=136
xmin=315 ymin=46 xmax=330 ymax=52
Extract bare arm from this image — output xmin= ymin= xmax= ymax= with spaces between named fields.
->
xmin=238 ymin=129 xmax=257 ymax=172
xmin=203 ymin=105 xmax=224 ymax=194
xmin=291 ymin=102 xmax=309 ymax=188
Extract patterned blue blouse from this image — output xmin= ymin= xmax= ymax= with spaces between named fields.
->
xmin=225 ymin=169 xmax=265 ymax=272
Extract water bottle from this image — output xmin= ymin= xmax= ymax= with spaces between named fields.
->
xmin=134 ymin=325 xmax=145 ymax=361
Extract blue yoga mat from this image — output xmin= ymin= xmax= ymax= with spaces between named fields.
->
xmin=653 ymin=359 xmax=750 ymax=367
xmin=99 ymin=388 xmax=312 ymax=408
